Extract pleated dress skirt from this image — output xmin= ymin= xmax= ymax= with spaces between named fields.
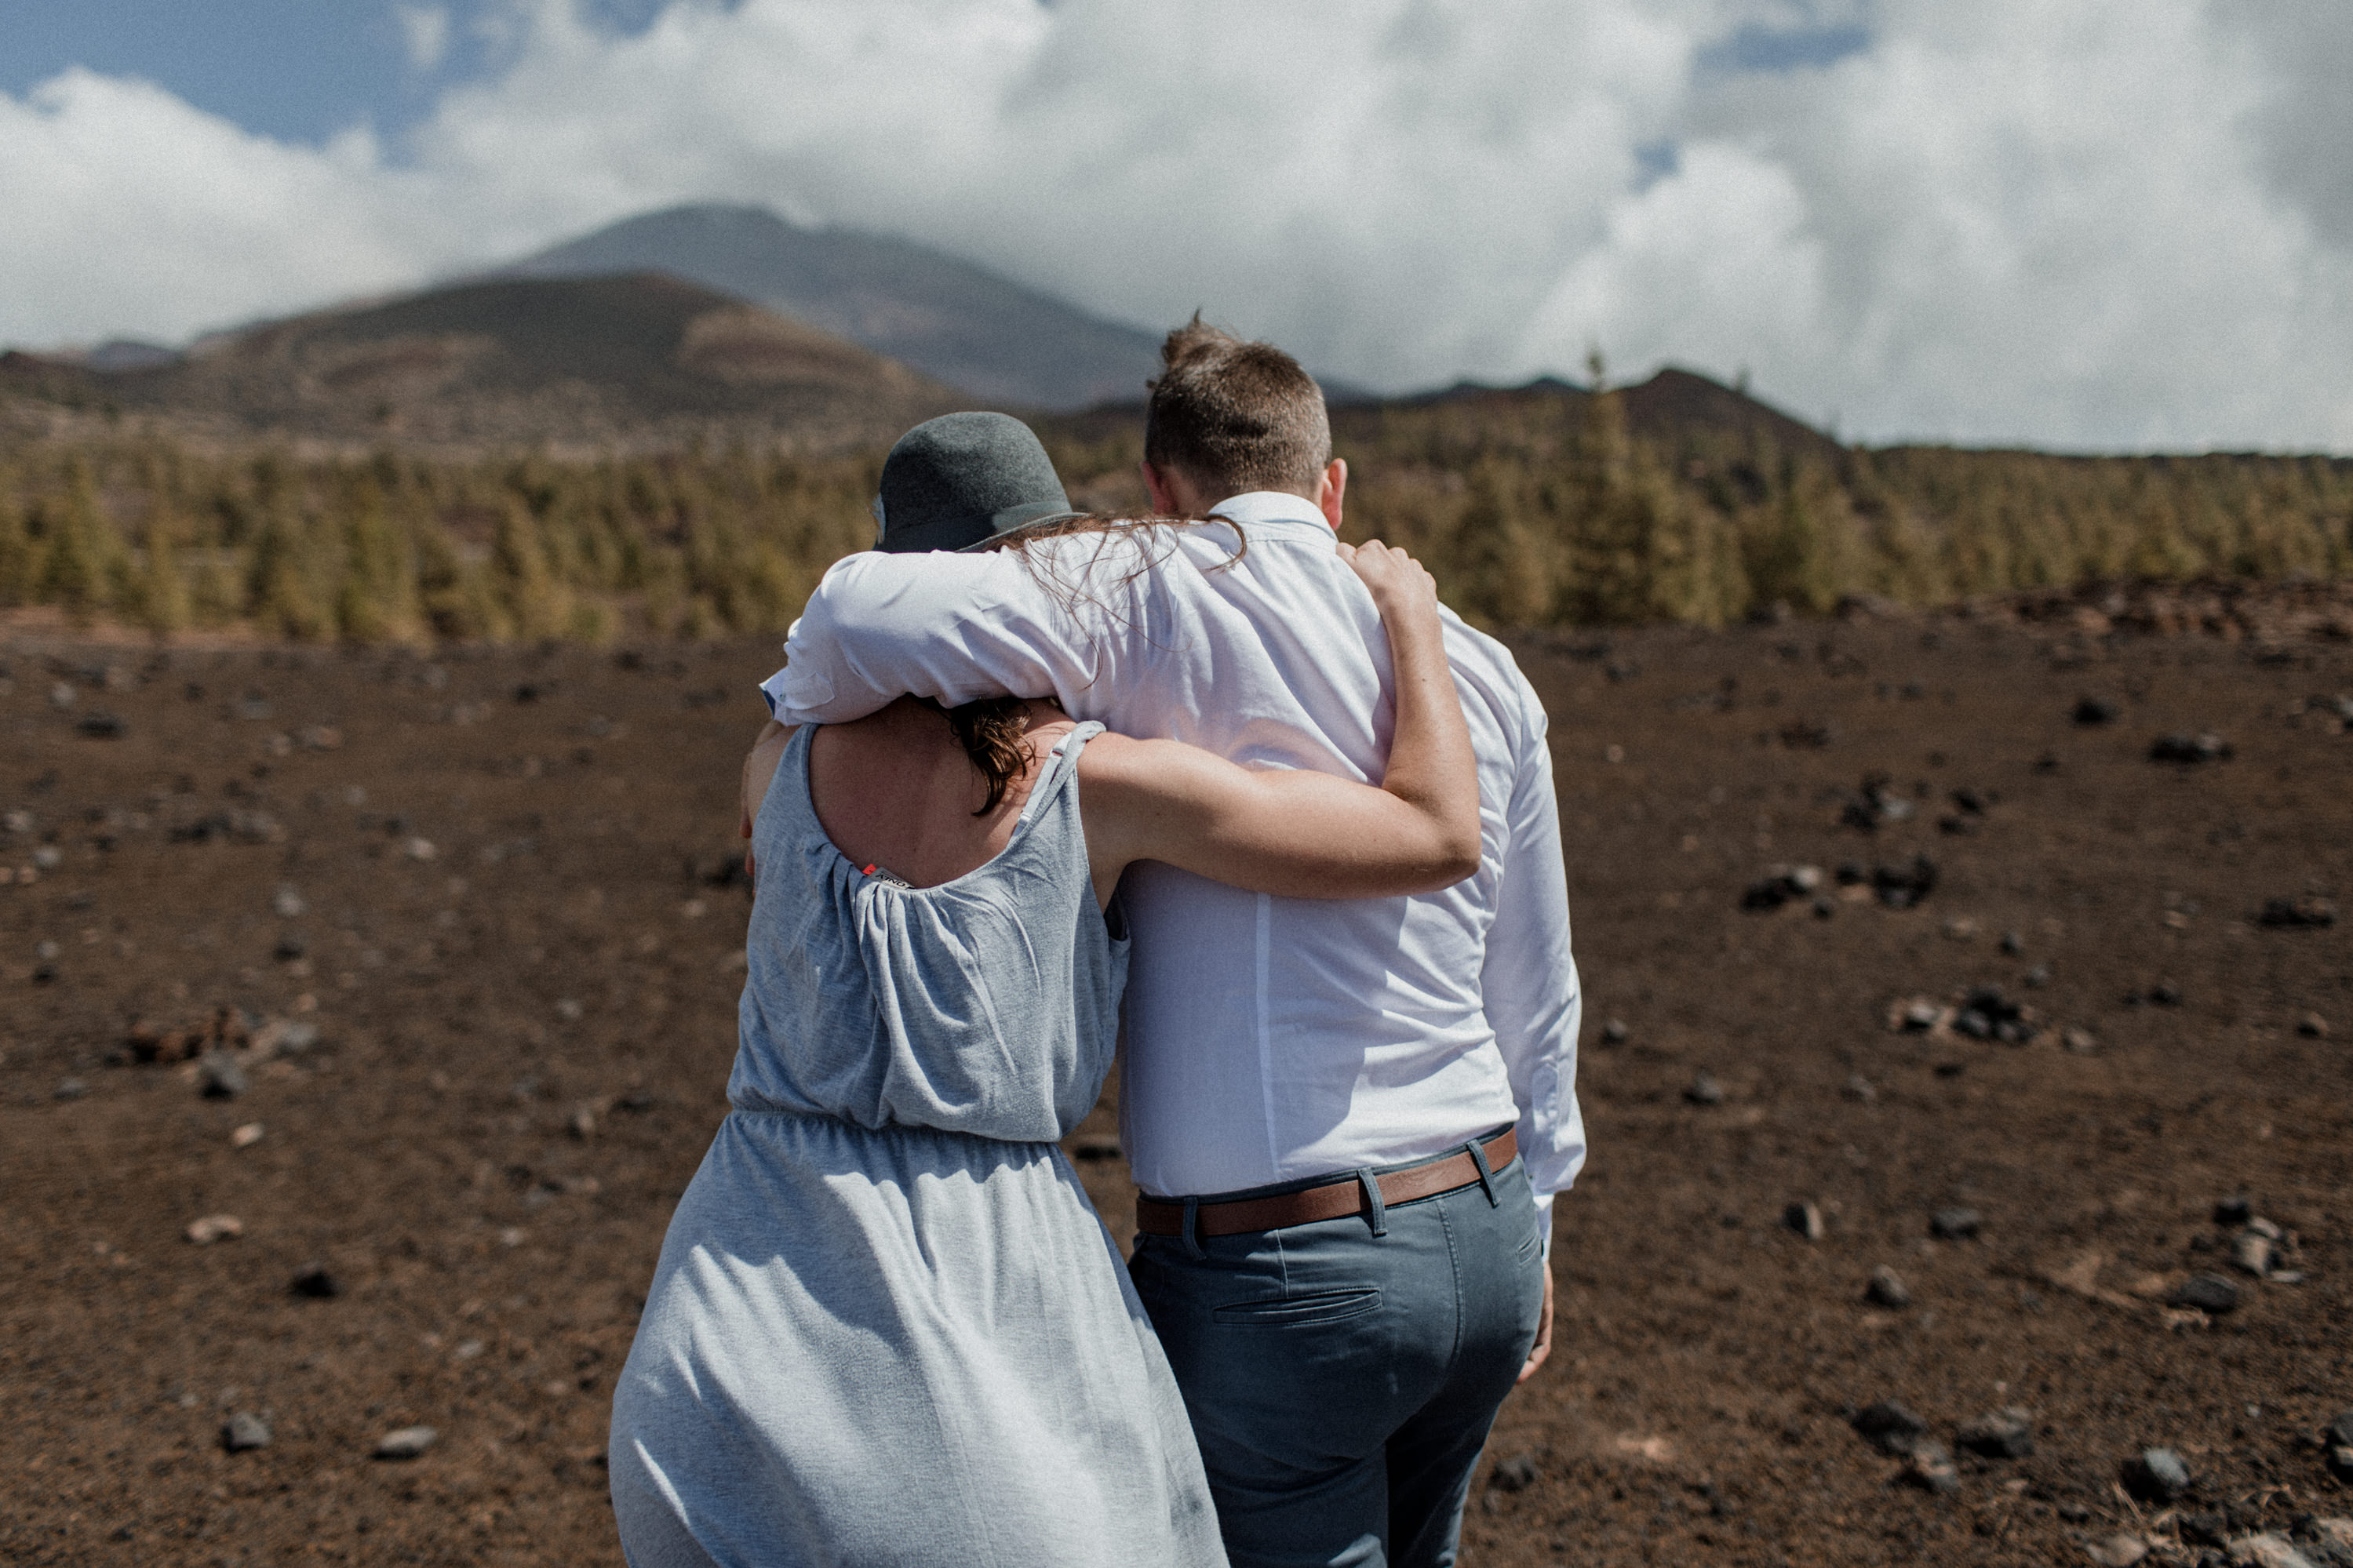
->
xmin=609 ymin=1109 xmax=1224 ymax=1567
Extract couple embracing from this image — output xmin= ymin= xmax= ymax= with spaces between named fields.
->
xmin=608 ymin=322 xmax=1585 ymax=1568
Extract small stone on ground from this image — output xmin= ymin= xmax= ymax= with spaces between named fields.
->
xmin=2121 ymin=1446 xmax=2191 ymax=1502
xmin=1865 ymin=1266 xmax=1911 ymax=1308
xmin=197 ymin=1050 xmax=248 ymax=1099
xmin=1852 ymin=1400 xmax=1929 ymax=1457
xmin=2229 ymin=1534 xmax=2319 ymax=1568
xmin=374 ymin=1425 xmax=439 ymax=1460
xmin=1489 ymin=1450 xmax=1538 ymax=1493
xmin=1956 ymin=1406 xmax=2034 ymax=1458
xmin=220 ymin=1411 xmax=271 ymax=1452
xmin=2170 ymin=1273 xmax=2241 ymax=1314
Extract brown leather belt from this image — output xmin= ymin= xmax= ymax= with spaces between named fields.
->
xmin=1135 ymin=1128 xmax=1517 ymax=1240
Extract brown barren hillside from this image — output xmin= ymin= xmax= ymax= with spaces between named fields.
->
xmin=0 ymin=273 xmax=965 ymax=454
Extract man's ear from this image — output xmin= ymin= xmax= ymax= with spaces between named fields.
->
xmin=1140 ymin=460 xmax=1183 ymax=516
xmin=1315 ymin=458 xmax=1347 ymax=531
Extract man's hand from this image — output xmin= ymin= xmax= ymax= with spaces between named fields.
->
xmin=1516 ymin=1261 xmax=1553 ymax=1384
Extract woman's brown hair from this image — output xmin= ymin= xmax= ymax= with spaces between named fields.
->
xmin=927 ymin=694 xmax=1036 ymax=817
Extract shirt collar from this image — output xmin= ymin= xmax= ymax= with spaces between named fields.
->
xmin=1203 ymin=489 xmax=1337 ymax=545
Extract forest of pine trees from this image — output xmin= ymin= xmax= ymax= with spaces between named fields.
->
xmin=2 ymin=387 xmax=2348 ymax=643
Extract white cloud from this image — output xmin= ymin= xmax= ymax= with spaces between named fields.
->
xmin=0 ymin=69 xmax=464 ymax=346
xmin=397 ymin=5 xmax=453 ymax=73
xmin=0 ymin=0 xmax=2349 ymax=449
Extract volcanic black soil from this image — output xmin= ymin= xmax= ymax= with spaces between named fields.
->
xmin=2 ymin=602 xmax=2348 ymax=1566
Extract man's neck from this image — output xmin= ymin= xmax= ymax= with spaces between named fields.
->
xmin=1147 ymin=459 xmax=1343 ymax=532
xmin=1208 ymin=489 xmax=1329 ymax=528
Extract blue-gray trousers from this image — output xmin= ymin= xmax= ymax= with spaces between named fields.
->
xmin=1128 ymin=1148 xmax=1547 ymax=1568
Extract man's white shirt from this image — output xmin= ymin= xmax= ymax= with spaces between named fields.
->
xmin=761 ymin=491 xmax=1584 ymax=1224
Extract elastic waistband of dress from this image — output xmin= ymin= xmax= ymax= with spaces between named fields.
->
xmin=724 ymin=1105 xmax=1065 ymax=1149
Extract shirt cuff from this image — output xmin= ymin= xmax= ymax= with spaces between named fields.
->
xmin=1532 ymin=1186 xmax=1556 ymax=1257
xmin=759 ymin=664 xmax=828 ymax=721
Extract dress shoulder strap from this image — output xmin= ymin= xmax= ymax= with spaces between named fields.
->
xmin=1015 ymin=719 xmax=1107 ymax=825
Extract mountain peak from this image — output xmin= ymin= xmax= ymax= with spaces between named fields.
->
xmin=504 ymin=204 xmax=1164 ymax=411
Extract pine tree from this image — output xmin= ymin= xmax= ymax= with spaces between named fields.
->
xmin=0 ymin=493 xmax=40 ymax=605
xmin=246 ymin=502 xmax=333 ymax=641
xmin=36 ymin=463 xmax=126 ymax=621
xmin=133 ymin=517 xmax=193 ymax=635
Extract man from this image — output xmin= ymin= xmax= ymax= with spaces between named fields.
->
xmin=759 ymin=322 xmax=1583 ymax=1568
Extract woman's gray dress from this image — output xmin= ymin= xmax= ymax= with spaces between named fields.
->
xmin=609 ymin=722 xmax=1225 ymax=1568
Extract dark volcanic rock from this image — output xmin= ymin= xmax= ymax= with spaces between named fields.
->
xmin=2213 ymin=1195 xmax=2254 ymax=1226
xmin=2168 ymin=1273 xmax=2240 ymax=1315
xmin=1873 ymin=855 xmax=1939 ymax=910
xmin=220 ymin=1411 xmax=271 ymax=1453
xmin=1684 ymin=1073 xmax=1725 ymax=1106
xmin=1865 ymin=1266 xmax=1911 ymax=1308
xmin=2074 ymin=696 xmax=2121 ymax=726
xmin=1852 ymin=1400 xmax=1929 ymax=1457
xmin=2150 ymin=732 xmax=2232 ymax=763
xmin=75 ymin=712 xmax=126 ymax=739
xmin=1956 ymin=1407 xmax=2035 ymax=1459
xmin=2257 ymin=897 xmax=2338 ymax=930
xmin=290 ymin=1265 xmax=342 ymax=1300
xmin=1839 ymin=776 xmax=1918 ymax=833
xmin=1930 ymin=1207 xmax=1983 ymax=1240
xmin=2322 ymin=1412 xmax=2353 ymax=1480
xmin=1783 ymin=1201 xmax=1825 ymax=1240
xmin=1900 ymin=1440 xmax=1961 ymax=1496
xmin=374 ymin=1425 xmax=439 ymax=1460
xmin=1488 ymin=1450 xmax=1538 ymax=1493
xmin=1742 ymin=864 xmax=1820 ymax=911
xmin=2121 ymin=1447 xmax=2191 ymax=1503
xmin=1953 ymin=986 xmax=2039 ymax=1044
xmin=197 ymin=1051 xmax=248 ymax=1099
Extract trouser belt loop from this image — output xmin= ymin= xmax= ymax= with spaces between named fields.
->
xmin=1357 ymin=1169 xmax=1388 ymax=1238
xmin=1467 ymin=1136 xmax=1499 ymax=1207
xmin=1180 ymin=1197 xmax=1205 ymax=1261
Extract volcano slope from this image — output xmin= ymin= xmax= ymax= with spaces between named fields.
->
xmin=1 ymin=599 xmax=2348 ymax=1567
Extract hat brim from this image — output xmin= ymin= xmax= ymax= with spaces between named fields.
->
xmin=952 ymin=507 xmax=1089 ymax=552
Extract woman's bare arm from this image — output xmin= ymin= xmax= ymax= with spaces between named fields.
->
xmin=1077 ymin=540 xmax=1481 ymax=902
xmin=739 ymin=719 xmax=796 ymax=876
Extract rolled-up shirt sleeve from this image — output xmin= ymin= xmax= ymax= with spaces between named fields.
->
xmin=760 ymin=550 xmax=1109 ymax=725
xmin=1481 ymin=692 xmax=1584 ymax=1235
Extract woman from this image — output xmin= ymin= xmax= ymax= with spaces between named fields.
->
xmin=609 ymin=415 xmax=1480 ymax=1567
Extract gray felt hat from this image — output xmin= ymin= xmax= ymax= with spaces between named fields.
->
xmin=871 ymin=412 xmax=1080 ymax=554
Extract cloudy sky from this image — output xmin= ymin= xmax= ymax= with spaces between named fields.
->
xmin=3 ymin=0 xmax=2351 ymax=450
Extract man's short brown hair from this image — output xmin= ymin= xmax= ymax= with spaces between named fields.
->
xmin=1144 ymin=315 xmax=1331 ymax=499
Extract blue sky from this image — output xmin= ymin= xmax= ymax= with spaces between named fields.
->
xmin=0 ymin=0 xmax=680 ymax=144
xmin=2 ymin=1 xmax=2350 ymax=450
